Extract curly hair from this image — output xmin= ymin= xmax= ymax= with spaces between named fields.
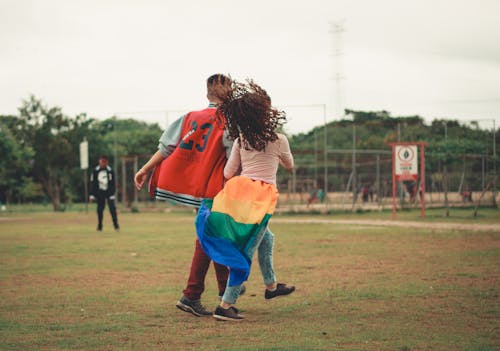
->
xmin=217 ymin=79 xmax=286 ymax=151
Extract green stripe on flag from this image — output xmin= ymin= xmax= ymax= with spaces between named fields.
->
xmin=205 ymin=211 xmax=272 ymax=252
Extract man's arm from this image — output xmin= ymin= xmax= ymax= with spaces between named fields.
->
xmin=134 ymin=115 xmax=186 ymax=190
xmin=222 ymin=129 xmax=234 ymax=160
xmin=134 ymin=151 xmax=165 ymax=190
xmin=224 ymin=138 xmax=241 ymax=179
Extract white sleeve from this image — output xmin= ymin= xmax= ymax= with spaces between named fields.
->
xmin=158 ymin=115 xmax=186 ymax=157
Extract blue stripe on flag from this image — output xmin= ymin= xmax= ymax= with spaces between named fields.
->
xmin=196 ymin=202 xmax=250 ymax=286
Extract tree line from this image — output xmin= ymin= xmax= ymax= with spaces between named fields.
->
xmin=0 ymin=96 xmax=162 ymax=210
xmin=288 ymin=109 xmax=498 ymax=203
xmin=1 ymin=98 xmax=497 ymax=211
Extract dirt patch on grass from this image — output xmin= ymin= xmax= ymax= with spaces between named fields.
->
xmin=273 ymin=218 xmax=500 ymax=232
xmin=3 ymin=270 xmax=168 ymax=294
xmin=0 ymin=217 xmax=33 ymax=222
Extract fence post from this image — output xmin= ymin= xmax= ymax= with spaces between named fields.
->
xmin=121 ymin=158 xmax=127 ymax=207
xmin=134 ymin=155 xmax=138 ymax=204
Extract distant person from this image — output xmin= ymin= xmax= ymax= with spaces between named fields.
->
xmin=408 ymin=181 xmax=417 ymax=203
xmin=307 ymin=178 xmax=325 ymax=207
xmin=369 ymin=184 xmax=375 ymax=202
xmin=362 ymin=185 xmax=369 ymax=203
xmin=462 ymin=187 xmax=472 ymax=203
xmin=307 ymin=188 xmax=325 ymax=207
xmin=89 ymin=155 xmax=119 ymax=231
xmin=307 ymin=189 xmax=319 ymax=207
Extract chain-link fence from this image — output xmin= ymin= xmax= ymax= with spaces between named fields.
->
xmin=276 ymin=119 xmax=498 ymax=211
xmin=121 ymin=118 xmax=498 ymax=213
xmin=276 ymin=149 xmax=497 ymax=211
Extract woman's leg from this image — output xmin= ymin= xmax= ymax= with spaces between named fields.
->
xmin=220 ymin=225 xmax=269 ymax=306
xmin=258 ymin=227 xmax=296 ymax=299
xmin=220 ymin=284 xmax=245 ymax=307
xmin=258 ymin=228 xmax=277 ymax=289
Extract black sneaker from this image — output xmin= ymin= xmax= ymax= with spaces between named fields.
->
xmin=176 ymin=296 xmax=212 ymax=317
xmin=213 ymin=306 xmax=244 ymax=321
xmin=265 ymin=283 xmax=295 ymax=300
xmin=97 ymin=226 xmax=102 ymax=232
xmin=219 ymin=284 xmax=246 ymax=300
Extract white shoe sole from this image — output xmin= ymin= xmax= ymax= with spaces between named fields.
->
xmin=176 ymin=301 xmax=212 ymax=317
xmin=213 ymin=314 xmax=244 ymax=322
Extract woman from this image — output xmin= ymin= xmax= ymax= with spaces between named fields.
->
xmin=196 ymin=79 xmax=295 ymax=321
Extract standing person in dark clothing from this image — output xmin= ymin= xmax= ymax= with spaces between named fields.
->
xmin=89 ymin=155 xmax=119 ymax=231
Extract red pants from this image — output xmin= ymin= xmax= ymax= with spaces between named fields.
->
xmin=182 ymin=239 xmax=229 ymax=300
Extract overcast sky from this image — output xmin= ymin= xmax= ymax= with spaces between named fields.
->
xmin=1 ymin=0 xmax=499 ymax=134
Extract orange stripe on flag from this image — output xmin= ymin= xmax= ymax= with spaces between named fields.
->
xmin=211 ymin=176 xmax=278 ymax=224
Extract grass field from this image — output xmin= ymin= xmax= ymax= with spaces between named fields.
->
xmin=0 ymin=209 xmax=499 ymax=350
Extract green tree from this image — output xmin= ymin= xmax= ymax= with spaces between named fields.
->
xmin=0 ymin=118 xmax=35 ymax=204
xmin=16 ymin=96 xmax=82 ymax=211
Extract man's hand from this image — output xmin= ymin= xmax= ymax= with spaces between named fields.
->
xmin=134 ymin=170 xmax=148 ymax=190
xmin=89 ymin=196 xmax=95 ymax=203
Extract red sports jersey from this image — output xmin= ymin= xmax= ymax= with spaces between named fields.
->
xmin=151 ymin=107 xmax=227 ymax=206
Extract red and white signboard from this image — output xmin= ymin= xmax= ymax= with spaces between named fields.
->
xmin=389 ymin=142 xmax=427 ymax=219
xmin=395 ymin=145 xmax=418 ymax=181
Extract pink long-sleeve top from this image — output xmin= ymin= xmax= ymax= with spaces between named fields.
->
xmin=223 ymin=133 xmax=294 ymax=186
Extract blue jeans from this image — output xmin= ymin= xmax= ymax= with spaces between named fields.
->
xmin=221 ymin=227 xmax=276 ymax=304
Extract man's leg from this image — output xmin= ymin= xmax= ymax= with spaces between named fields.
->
xmin=182 ymin=239 xmax=210 ymax=300
xmin=96 ymin=195 xmax=105 ymax=230
xmin=213 ymin=262 xmax=229 ymax=297
xmin=107 ymin=197 xmax=119 ymax=229
xmin=176 ymin=239 xmax=213 ymax=317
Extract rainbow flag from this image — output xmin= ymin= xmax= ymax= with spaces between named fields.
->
xmin=195 ymin=176 xmax=278 ymax=286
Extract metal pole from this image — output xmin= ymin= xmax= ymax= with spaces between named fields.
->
xmin=444 ymin=122 xmax=449 ymax=216
xmin=133 ymin=155 xmax=138 ymax=204
xmin=420 ymin=144 xmax=426 ymax=218
xmin=121 ymin=158 xmax=126 ymax=207
xmin=397 ymin=122 xmax=402 ymax=205
xmin=113 ymin=120 xmax=118 ymax=203
xmin=493 ymin=119 xmax=497 ymax=207
xmin=323 ymin=104 xmax=328 ymax=204
xmin=376 ymin=153 xmax=380 ymax=206
xmin=83 ymin=168 xmax=88 ymax=213
xmin=352 ymin=121 xmax=357 ymax=206
xmin=392 ymin=144 xmax=396 ymax=219
xmin=482 ymin=155 xmax=485 ymax=190
xmin=315 ymin=129 xmax=318 ymax=186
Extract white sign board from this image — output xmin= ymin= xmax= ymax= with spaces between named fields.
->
xmin=79 ymin=140 xmax=89 ymax=170
xmin=395 ymin=145 xmax=418 ymax=180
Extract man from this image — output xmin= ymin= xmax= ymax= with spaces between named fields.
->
xmin=90 ymin=155 xmax=120 ymax=231
xmin=134 ymin=74 xmax=233 ymax=316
